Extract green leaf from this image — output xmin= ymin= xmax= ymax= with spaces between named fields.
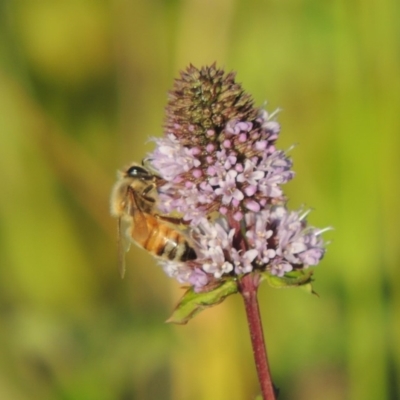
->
xmin=166 ymin=279 xmax=238 ymax=324
xmin=260 ymin=269 xmax=318 ymax=296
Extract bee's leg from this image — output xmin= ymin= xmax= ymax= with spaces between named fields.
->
xmin=141 ymin=183 xmax=157 ymax=204
xmin=155 ymin=214 xmax=190 ymax=226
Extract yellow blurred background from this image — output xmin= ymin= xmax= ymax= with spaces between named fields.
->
xmin=0 ymin=0 xmax=399 ymax=399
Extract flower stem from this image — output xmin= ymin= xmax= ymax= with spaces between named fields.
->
xmin=239 ymin=273 xmax=277 ymax=400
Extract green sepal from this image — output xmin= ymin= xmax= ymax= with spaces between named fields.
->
xmin=166 ymin=279 xmax=238 ymax=325
xmin=260 ymin=269 xmax=318 ymax=296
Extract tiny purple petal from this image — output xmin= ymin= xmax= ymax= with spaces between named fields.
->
xmin=269 ymin=261 xmax=293 ymax=277
xmin=232 ymin=198 xmax=240 ymax=207
xmin=263 ymin=121 xmax=280 ymax=135
xmin=190 ymin=147 xmax=201 ymax=156
xmin=244 ymin=185 xmax=257 ymax=196
xmin=189 ymin=268 xmax=210 ymax=291
xmin=298 ymin=248 xmax=325 ymax=265
xmin=255 ymin=140 xmax=268 ymax=150
xmin=233 ymin=211 xmax=243 ymax=221
xmin=237 ymin=121 xmax=253 ymax=132
xmin=206 ymin=156 xmax=213 ymax=163
xmin=206 ymin=129 xmax=215 ymax=137
xmin=206 ymin=143 xmax=215 ymax=152
xmin=192 ymin=169 xmax=202 ymax=178
xmin=238 ymin=133 xmax=247 ymax=142
xmin=207 ymin=167 xmax=218 ymax=177
xmin=235 ymin=163 xmax=244 ymax=172
xmin=245 ymin=199 xmax=261 ymax=212
xmin=232 ymin=189 xmax=244 ymax=201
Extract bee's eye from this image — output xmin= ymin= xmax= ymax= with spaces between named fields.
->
xmin=126 ymin=165 xmax=151 ymax=178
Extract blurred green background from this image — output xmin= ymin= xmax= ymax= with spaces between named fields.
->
xmin=0 ymin=0 xmax=399 ymax=399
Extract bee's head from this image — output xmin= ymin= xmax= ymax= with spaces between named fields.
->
xmin=125 ymin=164 xmax=152 ymax=180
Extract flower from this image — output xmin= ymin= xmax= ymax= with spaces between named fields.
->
xmin=145 ymin=64 xmax=329 ymax=291
xmin=149 ymin=78 xmax=294 ymax=222
xmin=160 ymin=260 xmax=210 ymax=291
xmin=248 ymin=207 xmax=327 ymax=276
xmin=189 ymin=208 xmax=326 ymax=284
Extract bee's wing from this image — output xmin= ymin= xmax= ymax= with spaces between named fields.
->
xmin=127 ymin=188 xmax=150 ymax=243
xmin=117 ymin=187 xmax=152 ymax=278
xmin=117 ymin=187 xmax=148 ymax=279
xmin=117 ymin=217 xmax=131 ymax=278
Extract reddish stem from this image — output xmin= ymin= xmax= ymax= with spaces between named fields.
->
xmin=239 ymin=273 xmax=277 ymax=400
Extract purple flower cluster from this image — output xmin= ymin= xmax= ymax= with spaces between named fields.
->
xmin=244 ymin=207 xmax=327 ymax=276
xmin=159 ymin=207 xmax=327 ymax=291
xmin=151 ymin=109 xmax=294 ymax=224
xmin=149 ymin=65 xmax=328 ymax=291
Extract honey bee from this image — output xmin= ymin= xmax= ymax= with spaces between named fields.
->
xmin=110 ymin=163 xmax=197 ymax=277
